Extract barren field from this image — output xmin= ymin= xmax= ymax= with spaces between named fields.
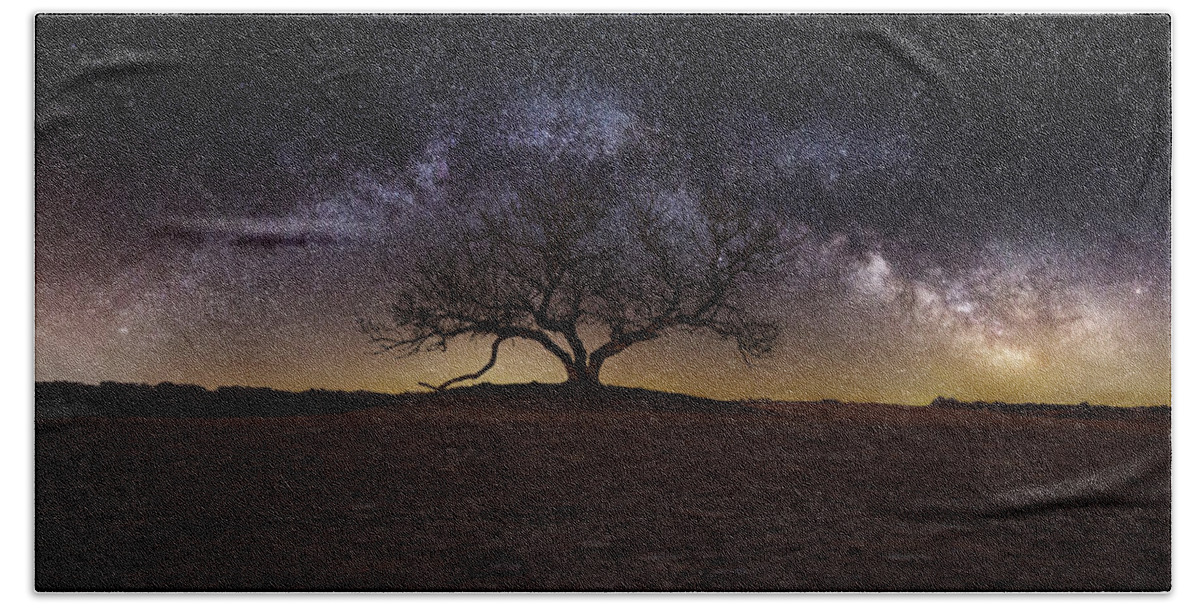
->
xmin=35 ymin=386 xmax=1170 ymax=591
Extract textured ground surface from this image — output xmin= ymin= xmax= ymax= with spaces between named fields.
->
xmin=35 ymin=388 xmax=1170 ymax=591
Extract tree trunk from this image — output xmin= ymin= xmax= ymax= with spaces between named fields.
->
xmin=565 ymin=361 xmax=601 ymax=386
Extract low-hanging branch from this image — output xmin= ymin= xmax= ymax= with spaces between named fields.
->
xmin=418 ymin=336 xmax=508 ymax=392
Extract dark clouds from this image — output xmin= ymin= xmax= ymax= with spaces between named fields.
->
xmin=34 ymin=15 xmax=1171 ymax=403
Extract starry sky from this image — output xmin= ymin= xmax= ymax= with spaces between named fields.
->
xmin=35 ymin=14 xmax=1171 ymax=405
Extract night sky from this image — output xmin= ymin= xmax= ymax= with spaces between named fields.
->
xmin=34 ymin=14 xmax=1171 ymax=405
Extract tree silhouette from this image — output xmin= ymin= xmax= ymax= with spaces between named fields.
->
xmin=361 ymin=180 xmax=790 ymax=391
xmin=360 ymin=103 xmax=793 ymax=391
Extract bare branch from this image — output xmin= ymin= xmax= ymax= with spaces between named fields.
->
xmin=420 ymin=336 xmax=508 ymax=391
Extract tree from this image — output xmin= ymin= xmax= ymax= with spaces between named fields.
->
xmin=360 ymin=179 xmax=791 ymax=391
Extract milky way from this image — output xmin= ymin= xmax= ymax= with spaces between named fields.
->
xmin=35 ymin=14 xmax=1170 ymax=405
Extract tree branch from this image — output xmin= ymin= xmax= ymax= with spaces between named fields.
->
xmin=419 ymin=335 xmax=508 ymax=392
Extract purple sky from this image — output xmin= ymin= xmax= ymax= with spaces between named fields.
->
xmin=35 ymin=15 xmax=1170 ymax=404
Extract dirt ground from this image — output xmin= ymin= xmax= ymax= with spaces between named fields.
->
xmin=35 ymin=392 xmax=1170 ymax=591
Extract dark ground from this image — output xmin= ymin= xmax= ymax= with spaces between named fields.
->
xmin=35 ymin=383 xmax=1170 ymax=591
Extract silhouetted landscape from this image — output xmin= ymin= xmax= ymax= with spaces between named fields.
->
xmin=36 ymin=382 xmax=1169 ymax=591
